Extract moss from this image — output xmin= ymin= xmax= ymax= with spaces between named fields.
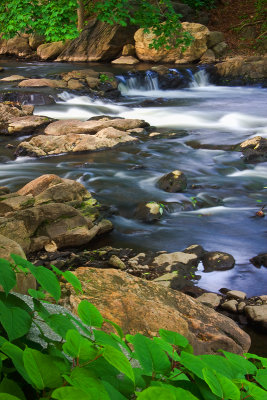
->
xmin=78 ymin=198 xmax=100 ymax=221
xmin=21 ymin=198 xmax=35 ymax=208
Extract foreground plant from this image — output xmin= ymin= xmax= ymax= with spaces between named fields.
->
xmin=0 ymin=255 xmax=266 ymax=399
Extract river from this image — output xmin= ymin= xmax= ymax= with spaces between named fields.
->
xmin=0 ymin=59 xmax=267 ymax=298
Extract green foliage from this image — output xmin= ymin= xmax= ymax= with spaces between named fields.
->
xmin=182 ymin=0 xmax=216 ymax=9
xmin=0 ymin=0 xmax=193 ymax=50
xmin=0 ymin=255 xmax=266 ymax=399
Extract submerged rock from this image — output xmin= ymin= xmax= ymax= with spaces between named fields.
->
xmin=239 ymin=136 xmax=267 ymax=162
xmin=202 ymin=251 xmax=235 ymax=272
xmin=60 ymin=267 xmax=250 ymax=355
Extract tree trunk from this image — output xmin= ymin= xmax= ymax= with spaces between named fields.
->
xmin=77 ymin=0 xmax=85 ymax=31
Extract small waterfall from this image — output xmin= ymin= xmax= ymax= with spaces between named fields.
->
xmin=117 ymin=71 xmax=159 ymax=93
xmin=189 ymin=68 xmax=210 ymax=88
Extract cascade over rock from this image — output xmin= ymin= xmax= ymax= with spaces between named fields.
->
xmin=56 ymin=18 xmax=136 ymax=62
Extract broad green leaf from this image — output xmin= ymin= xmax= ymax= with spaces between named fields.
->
xmin=33 ymin=299 xmax=50 ymax=319
xmin=45 ymin=314 xmax=78 ymax=338
xmin=94 ymin=330 xmax=121 ymax=351
xmin=102 ymin=344 xmax=135 ymax=383
xmin=23 ymin=348 xmax=63 ymax=390
xmin=70 ymin=368 xmax=110 ymax=400
xmin=200 ymin=354 xmax=236 ymax=379
xmin=0 ymin=293 xmax=31 ymax=313
xmin=0 ymin=301 xmax=31 ymax=341
xmin=216 ymin=372 xmax=240 ymax=400
xmin=52 ymin=387 xmax=93 ymax=400
xmin=158 ymin=329 xmax=189 ymax=348
xmin=180 ymin=351 xmax=207 ymax=379
xmin=256 ymin=369 xmax=267 ymax=390
xmin=202 ymin=368 xmax=223 ymax=398
xmin=1 ymin=342 xmax=30 ymax=384
xmin=0 ymin=395 xmax=21 ymax=400
xmin=136 ymin=387 xmax=176 ymax=400
xmin=77 ymin=300 xmax=103 ymax=328
xmin=0 ymin=259 xmax=16 ymax=295
xmin=0 ymin=377 xmax=26 ymax=400
xmin=26 ymin=264 xmax=61 ymax=301
xmin=62 ymin=330 xmax=98 ymax=362
xmin=102 ymin=381 xmax=128 ymax=400
xmin=127 ymin=333 xmax=171 ymax=375
xmin=10 ymin=255 xmax=32 ymax=270
xmin=168 ymin=368 xmax=190 ymax=382
xmin=221 ymin=350 xmax=257 ymax=376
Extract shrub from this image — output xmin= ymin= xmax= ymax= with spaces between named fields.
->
xmin=0 ymin=255 xmax=266 ymax=399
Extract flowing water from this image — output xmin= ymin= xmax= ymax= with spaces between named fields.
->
xmin=1 ymin=60 xmax=267 ymax=297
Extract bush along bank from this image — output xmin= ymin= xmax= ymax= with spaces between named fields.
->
xmin=0 ymin=255 xmax=266 ymax=399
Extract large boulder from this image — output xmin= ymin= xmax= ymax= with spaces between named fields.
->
xmin=134 ymin=22 xmax=209 ymax=63
xmin=56 ymin=18 xmax=136 ymax=62
xmin=60 ymin=267 xmax=251 ymax=355
xmin=0 ymin=234 xmax=26 ymax=261
xmin=0 ymin=35 xmax=33 ymax=58
xmin=0 ymin=175 xmax=112 ymax=254
xmin=37 ymin=41 xmax=67 ymax=60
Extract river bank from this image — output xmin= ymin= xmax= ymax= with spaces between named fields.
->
xmin=0 ymin=58 xmax=267 ymax=354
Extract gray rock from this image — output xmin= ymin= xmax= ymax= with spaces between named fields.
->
xmin=202 ymin=251 xmax=235 ymax=272
xmin=152 ymin=251 xmax=198 ymax=270
xmin=221 ymin=300 xmax=238 ymax=313
xmin=197 ymin=292 xmax=222 ymax=308
xmin=108 ymin=255 xmax=126 ymax=270
xmin=207 ymin=31 xmax=224 ymax=48
xmin=227 ymin=290 xmax=247 ymax=300
xmin=183 ymin=244 xmax=205 ymax=259
xmin=212 ymin=42 xmax=228 ymax=57
xmin=245 ymin=305 xmax=267 ymax=330
xmin=237 ymin=302 xmax=246 ymax=313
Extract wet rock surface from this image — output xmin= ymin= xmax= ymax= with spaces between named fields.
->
xmin=239 ymin=136 xmax=267 ymax=162
xmin=157 ymin=170 xmax=187 ymax=192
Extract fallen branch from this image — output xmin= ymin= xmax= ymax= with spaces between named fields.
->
xmin=229 ymin=19 xmax=264 ymax=31
xmin=256 ymin=30 xmax=267 ymax=39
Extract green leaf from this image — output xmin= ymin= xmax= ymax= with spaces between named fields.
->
xmin=1 ymin=341 xmax=30 ymax=384
xmin=0 ymin=258 xmax=16 ymax=295
xmin=202 ymin=368 xmax=223 ymax=398
xmin=180 ymin=352 xmax=207 ymax=379
xmin=78 ymin=300 xmax=103 ymax=328
xmin=256 ymin=369 xmax=267 ymax=390
xmin=102 ymin=381 xmax=128 ymax=400
xmin=45 ymin=314 xmax=78 ymax=339
xmin=221 ymin=350 xmax=257 ymax=376
xmin=0 ymin=300 xmax=31 ymax=341
xmin=26 ymin=264 xmax=61 ymax=301
xmin=0 ymin=377 xmax=26 ymax=400
xmin=158 ymin=329 xmax=189 ymax=348
xmin=28 ymin=289 xmax=45 ymax=300
xmin=0 ymin=395 xmax=21 ymax=400
xmin=216 ymin=372 xmax=240 ymax=400
xmin=200 ymin=354 xmax=236 ymax=379
xmin=62 ymin=271 xmax=83 ymax=293
xmin=127 ymin=333 xmax=171 ymax=375
xmin=94 ymin=330 xmax=121 ymax=351
xmin=244 ymin=352 xmax=267 ymax=368
xmin=136 ymin=387 xmax=176 ymax=400
xmin=153 ymin=337 xmax=180 ymax=361
xmin=52 ymin=387 xmax=93 ymax=400
xmin=62 ymin=330 xmax=98 ymax=362
xmin=238 ymin=379 xmax=267 ymax=400
xmin=23 ymin=348 xmax=63 ymax=390
xmin=70 ymin=368 xmax=110 ymax=400
xmin=104 ymin=318 xmax=124 ymax=339
xmin=102 ymin=344 xmax=135 ymax=383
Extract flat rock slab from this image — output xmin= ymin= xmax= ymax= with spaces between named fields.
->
xmin=18 ymin=78 xmax=67 ymax=89
xmin=3 ymin=115 xmax=52 ymax=135
xmin=15 ymin=127 xmax=138 ymax=157
xmin=0 ymin=75 xmax=26 ymax=81
xmin=61 ymin=267 xmax=251 ymax=355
